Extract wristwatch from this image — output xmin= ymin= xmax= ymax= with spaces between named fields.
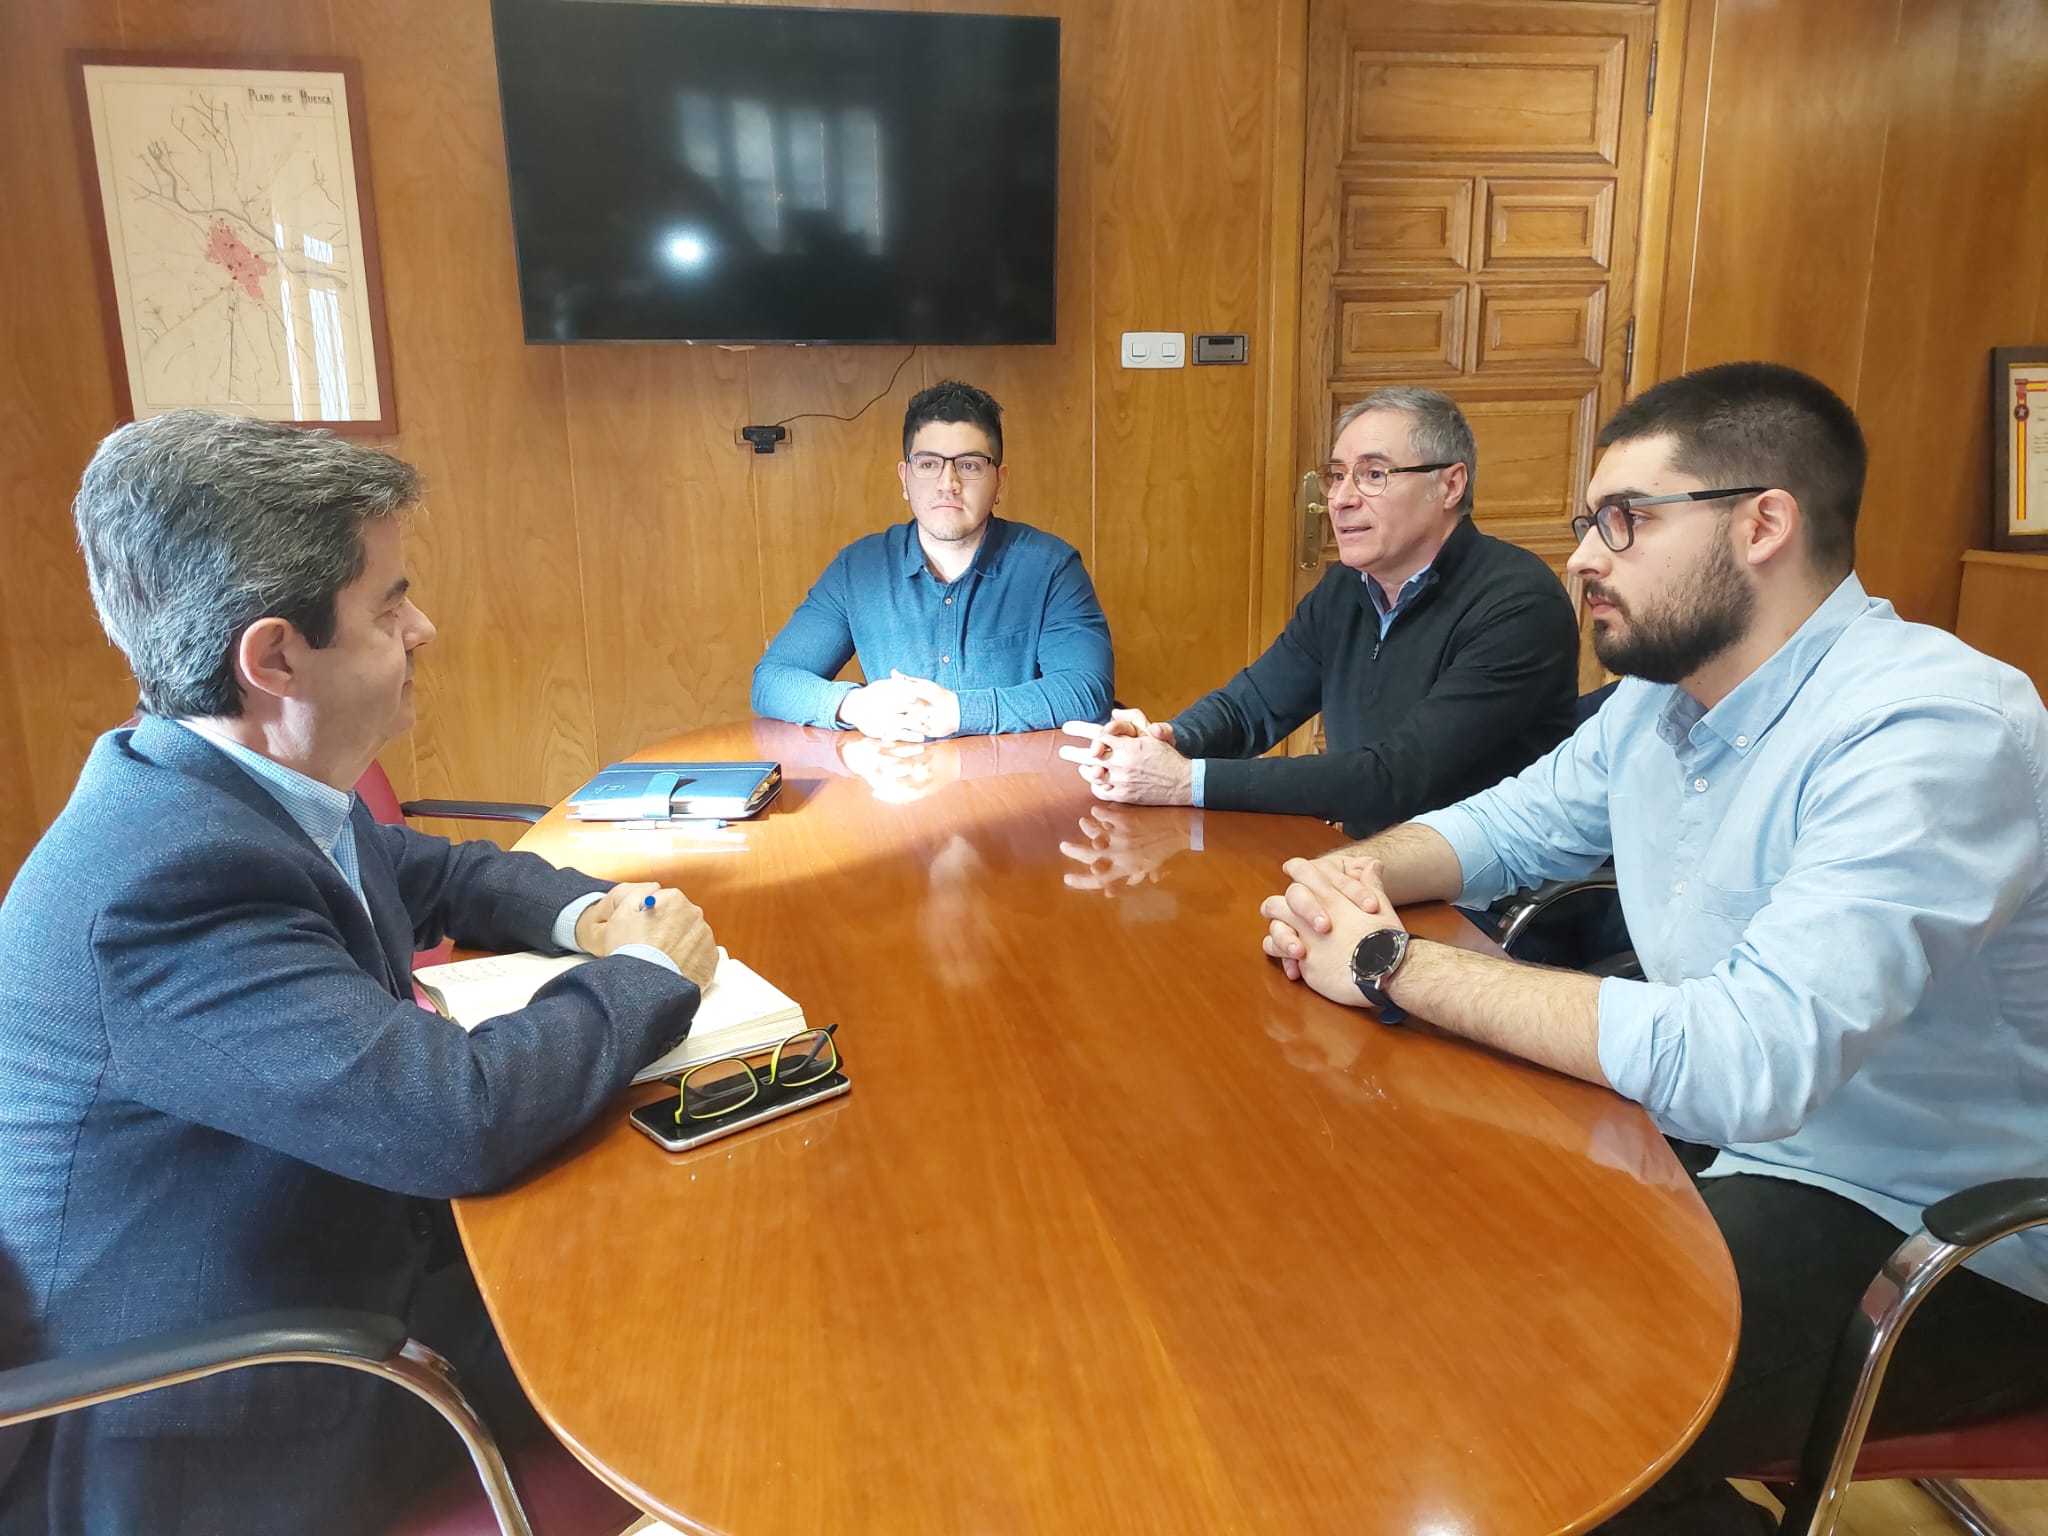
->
xmin=1349 ymin=929 xmax=1411 ymax=1024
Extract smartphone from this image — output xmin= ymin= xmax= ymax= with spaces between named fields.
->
xmin=629 ymin=1069 xmax=850 ymax=1152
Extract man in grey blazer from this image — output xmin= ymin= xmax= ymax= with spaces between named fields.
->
xmin=0 ymin=413 xmax=715 ymax=1535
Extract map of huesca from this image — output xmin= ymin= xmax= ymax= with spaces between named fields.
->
xmin=83 ymin=67 xmax=381 ymax=422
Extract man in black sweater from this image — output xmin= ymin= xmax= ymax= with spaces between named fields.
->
xmin=1060 ymin=387 xmax=1579 ymax=837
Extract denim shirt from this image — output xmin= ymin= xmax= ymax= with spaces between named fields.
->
xmin=751 ymin=516 xmax=1114 ymax=735
xmin=1417 ymin=576 xmax=2048 ymax=1301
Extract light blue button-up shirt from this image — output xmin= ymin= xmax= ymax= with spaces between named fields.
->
xmin=181 ymin=723 xmax=674 ymax=974
xmin=1415 ymin=576 xmax=2048 ymax=1302
xmin=1191 ymin=561 xmax=1437 ymax=808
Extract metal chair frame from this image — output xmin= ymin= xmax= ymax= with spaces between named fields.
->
xmin=0 ymin=1308 xmax=535 ymax=1536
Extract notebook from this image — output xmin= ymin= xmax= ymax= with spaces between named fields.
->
xmin=567 ymin=761 xmax=782 ymax=821
xmin=414 ymin=947 xmax=806 ymax=1084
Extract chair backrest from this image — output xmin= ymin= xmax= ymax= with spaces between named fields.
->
xmin=355 ymin=761 xmax=407 ymax=826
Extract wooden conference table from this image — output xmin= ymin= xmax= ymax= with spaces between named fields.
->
xmin=455 ymin=720 xmax=1738 ymax=1535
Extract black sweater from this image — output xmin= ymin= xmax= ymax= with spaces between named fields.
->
xmin=1170 ymin=517 xmax=1580 ymax=837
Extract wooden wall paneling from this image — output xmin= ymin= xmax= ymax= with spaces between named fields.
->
xmin=330 ymin=0 xmax=598 ymax=824
xmin=1091 ymin=0 xmax=1277 ymax=717
xmin=121 ymin=0 xmax=331 ymax=51
xmin=1473 ymin=282 xmax=1607 ymax=375
xmin=1293 ymin=0 xmax=1653 ymax=614
xmin=1848 ymin=0 xmax=2048 ymax=630
xmin=746 ymin=346 xmax=932 ymax=662
xmin=1339 ymin=177 xmax=1475 ymax=275
xmin=562 ymin=346 xmax=762 ymax=764
xmin=1452 ymin=383 xmax=1600 ymax=567
xmin=925 ymin=0 xmax=1097 ymax=574
xmin=1630 ymin=0 xmax=1698 ymax=392
xmin=0 ymin=643 xmax=37 ymax=892
xmin=1251 ymin=0 xmax=1310 ymax=665
xmin=2037 ymin=201 xmax=2048 ymax=334
xmin=1672 ymin=0 xmax=1902 ymax=398
xmin=1291 ymin=0 xmax=1349 ymax=483
xmin=0 ymin=0 xmax=145 ymax=846
xmin=1481 ymin=179 xmax=1615 ymax=272
xmin=1333 ymin=283 xmax=1469 ymax=376
xmin=1958 ymin=553 xmax=2048 ymax=704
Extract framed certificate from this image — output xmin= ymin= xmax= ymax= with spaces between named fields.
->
xmin=1992 ymin=348 xmax=2048 ymax=552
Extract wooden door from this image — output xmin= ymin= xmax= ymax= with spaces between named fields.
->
xmin=1289 ymin=0 xmax=1661 ymax=738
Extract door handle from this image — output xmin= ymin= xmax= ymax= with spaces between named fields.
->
xmin=1298 ymin=470 xmax=1327 ymax=569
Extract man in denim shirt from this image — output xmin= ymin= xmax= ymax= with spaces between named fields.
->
xmin=1262 ymin=363 xmax=2048 ymax=1534
xmin=751 ymin=380 xmax=1113 ymax=739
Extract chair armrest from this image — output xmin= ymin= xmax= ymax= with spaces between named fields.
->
xmin=1778 ymin=1179 xmax=2048 ymax=1535
xmin=1924 ymin=1178 xmax=2048 ymax=1250
xmin=0 ymin=1309 xmax=405 ymax=1426
xmin=401 ymin=799 xmax=550 ymax=825
xmin=1494 ymin=870 xmax=1620 ymax=955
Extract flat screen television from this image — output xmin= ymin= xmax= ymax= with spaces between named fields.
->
xmin=489 ymin=0 xmax=1061 ymax=345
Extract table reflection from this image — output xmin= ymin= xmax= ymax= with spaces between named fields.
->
xmin=1058 ymin=804 xmax=1202 ymax=893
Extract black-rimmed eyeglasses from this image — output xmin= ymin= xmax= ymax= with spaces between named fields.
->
xmin=1314 ymin=460 xmax=1454 ymax=498
xmin=1570 ymin=488 xmax=1770 ymax=553
xmin=908 ymin=451 xmax=997 ymax=482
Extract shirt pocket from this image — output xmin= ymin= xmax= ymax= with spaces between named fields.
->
xmin=967 ymin=626 xmax=1036 ymax=684
xmin=1691 ymin=879 xmax=1772 ymax=923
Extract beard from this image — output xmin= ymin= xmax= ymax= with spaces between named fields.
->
xmin=1587 ymin=533 xmax=1756 ymax=685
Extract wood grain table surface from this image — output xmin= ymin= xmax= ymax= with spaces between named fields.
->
xmin=455 ymin=720 xmax=1736 ymax=1535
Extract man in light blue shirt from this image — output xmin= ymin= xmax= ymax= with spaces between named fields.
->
xmin=1260 ymin=363 xmax=2048 ymax=1534
xmin=751 ymin=379 xmax=1113 ymax=740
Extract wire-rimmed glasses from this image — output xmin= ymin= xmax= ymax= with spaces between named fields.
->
xmin=1571 ymin=487 xmax=1770 ymax=553
xmin=1313 ymin=460 xmax=1454 ymax=498
xmin=676 ymin=1024 xmax=840 ymax=1123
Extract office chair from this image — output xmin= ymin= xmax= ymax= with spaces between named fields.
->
xmin=1490 ymin=681 xmax=1637 ymax=975
xmin=0 ymin=1308 xmax=538 ymax=1535
xmin=1763 ymin=1178 xmax=2048 ymax=1536
xmin=355 ymin=761 xmax=551 ymax=830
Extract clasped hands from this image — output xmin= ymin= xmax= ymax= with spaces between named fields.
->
xmin=838 ymin=670 xmax=960 ymax=742
xmin=1260 ymin=852 xmax=1409 ymax=1010
xmin=1056 ymin=707 xmax=1194 ymax=804
xmin=574 ymin=881 xmax=719 ymax=989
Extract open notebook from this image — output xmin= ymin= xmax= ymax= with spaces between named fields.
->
xmin=413 ymin=948 xmax=805 ymax=1084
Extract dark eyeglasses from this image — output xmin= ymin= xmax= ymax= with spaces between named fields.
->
xmin=1571 ymin=488 xmax=1770 ymax=553
xmin=907 ymin=451 xmax=996 ymax=482
xmin=1314 ymin=460 xmax=1454 ymax=498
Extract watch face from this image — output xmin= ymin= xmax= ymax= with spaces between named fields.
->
xmin=1351 ymin=929 xmax=1405 ymax=980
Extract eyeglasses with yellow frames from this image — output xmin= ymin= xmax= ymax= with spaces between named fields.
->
xmin=676 ymin=1024 xmax=841 ymax=1123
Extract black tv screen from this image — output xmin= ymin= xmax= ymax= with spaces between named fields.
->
xmin=489 ymin=0 xmax=1060 ymax=345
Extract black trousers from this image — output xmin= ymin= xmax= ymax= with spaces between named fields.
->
xmin=1595 ymin=1158 xmax=2048 ymax=1534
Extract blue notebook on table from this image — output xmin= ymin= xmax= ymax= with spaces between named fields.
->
xmin=566 ymin=760 xmax=782 ymax=821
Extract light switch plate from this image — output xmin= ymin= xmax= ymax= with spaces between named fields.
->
xmin=1121 ymin=331 xmax=1186 ymax=369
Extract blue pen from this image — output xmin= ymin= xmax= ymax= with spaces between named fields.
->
xmin=642 ymin=894 xmax=657 ymax=911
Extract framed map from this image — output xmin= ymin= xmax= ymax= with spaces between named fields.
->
xmin=70 ymin=54 xmax=396 ymax=433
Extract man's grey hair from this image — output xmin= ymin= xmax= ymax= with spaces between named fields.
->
xmin=1332 ymin=386 xmax=1477 ymax=514
xmin=74 ymin=411 xmax=421 ymax=719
